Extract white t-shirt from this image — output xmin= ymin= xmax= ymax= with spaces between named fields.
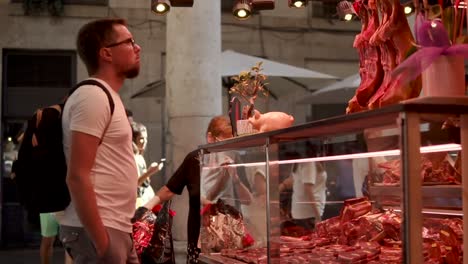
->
xmin=60 ymin=78 xmax=138 ymax=233
xmin=291 ymin=162 xmax=327 ymax=220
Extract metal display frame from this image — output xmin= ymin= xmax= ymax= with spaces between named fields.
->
xmin=199 ymin=97 xmax=468 ymax=264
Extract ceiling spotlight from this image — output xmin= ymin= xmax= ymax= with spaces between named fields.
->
xmin=399 ymin=0 xmax=415 ymax=15
xmin=344 ymin=13 xmax=354 ymax=21
xmin=288 ymin=0 xmax=308 ymax=8
xmin=151 ymin=0 xmax=170 ymax=15
xmin=404 ymin=5 xmax=413 ymax=14
xmin=233 ymin=0 xmax=252 ymax=20
xmin=403 ymin=2 xmax=415 ymax=15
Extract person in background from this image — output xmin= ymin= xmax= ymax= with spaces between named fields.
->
xmin=9 ymin=132 xmax=23 ymax=180
xmin=59 ymin=18 xmax=141 ymax=263
xmin=280 ymin=161 xmax=327 ymax=231
xmin=131 ymin=121 xmax=161 ymax=207
xmin=145 ymin=115 xmax=252 ymax=263
xmin=11 ymin=132 xmax=73 ymax=264
xmin=39 ymin=213 xmax=73 ymax=264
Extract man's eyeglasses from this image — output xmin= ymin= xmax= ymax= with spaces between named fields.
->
xmin=105 ymin=38 xmax=136 ymax=48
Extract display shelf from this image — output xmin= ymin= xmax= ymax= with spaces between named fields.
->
xmin=200 ymin=97 xmax=468 ymax=153
xmin=369 ymin=185 xmax=462 ymax=210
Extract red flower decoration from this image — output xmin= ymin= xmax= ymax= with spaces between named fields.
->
xmin=242 ymin=233 xmax=255 ymax=247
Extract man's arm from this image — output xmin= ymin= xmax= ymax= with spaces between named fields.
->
xmin=203 ymin=165 xmax=252 ymax=205
xmin=279 ymin=175 xmax=293 ymax=193
xmin=232 ymin=173 xmax=252 ymax=205
xmin=66 ymin=131 xmax=108 ymax=258
xmin=137 ymin=163 xmax=160 ymax=186
xmin=254 ymin=171 xmax=266 ymax=197
xmin=304 ymin=163 xmax=321 ymax=222
xmin=204 ymin=167 xmax=231 ymax=202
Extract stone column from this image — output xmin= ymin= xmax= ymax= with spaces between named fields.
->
xmin=165 ymin=1 xmax=221 ymax=241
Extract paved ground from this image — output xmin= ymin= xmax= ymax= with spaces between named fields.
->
xmin=0 ymin=240 xmax=188 ymax=264
xmin=0 ymin=204 xmax=189 ymax=263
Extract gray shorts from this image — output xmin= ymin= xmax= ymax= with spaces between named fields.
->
xmin=60 ymin=225 xmax=139 ymax=264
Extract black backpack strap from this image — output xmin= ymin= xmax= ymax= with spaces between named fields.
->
xmin=68 ymin=79 xmax=116 ymax=144
xmin=69 ymin=79 xmax=115 ymax=115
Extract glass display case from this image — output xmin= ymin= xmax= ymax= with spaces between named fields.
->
xmin=198 ymin=97 xmax=468 ymax=264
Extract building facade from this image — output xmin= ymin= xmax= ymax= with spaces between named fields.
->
xmin=0 ymin=0 xmax=360 ymax=245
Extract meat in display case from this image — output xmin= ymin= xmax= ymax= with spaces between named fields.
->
xmin=198 ymin=97 xmax=468 ymax=264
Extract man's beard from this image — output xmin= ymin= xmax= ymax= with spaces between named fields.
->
xmin=125 ymin=65 xmax=140 ymax=79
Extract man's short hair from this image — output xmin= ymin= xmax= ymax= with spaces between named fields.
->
xmin=76 ymin=18 xmax=127 ymax=75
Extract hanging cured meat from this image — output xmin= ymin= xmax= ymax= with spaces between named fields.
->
xmin=368 ymin=0 xmax=421 ymax=108
xmin=367 ymin=0 xmax=398 ymax=109
xmin=347 ymin=0 xmax=421 ymax=113
xmin=346 ymin=0 xmax=384 ymax=113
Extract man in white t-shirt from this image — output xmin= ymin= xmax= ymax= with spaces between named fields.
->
xmin=289 ymin=161 xmax=327 ymax=230
xmin=59 ymin=18 xmax=141 ymax=264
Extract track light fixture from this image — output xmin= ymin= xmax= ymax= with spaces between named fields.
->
xmin=404 ymin=5 xmax=413 ymax=15
xmin=232 ymin=0 xmax=275 ymax=20
xmin=150 ymin=0 xmax=194 ymax=16
xmin=288 ymin=0 xmax=308 ymax=8
xmin=151 ymin=0 xmax=170 ymax=15
xmin=344 ymin=13 xmax=354 ymax=21
xmin=233 ymin=0 xmax=252 ymax=20
xmin=403 ymin=2 xmax=415 ymax=15
xmin=398 ymin=0 xmax=415 ymax=16
xmin=336 ymin=0 xmax=356 ymax=21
